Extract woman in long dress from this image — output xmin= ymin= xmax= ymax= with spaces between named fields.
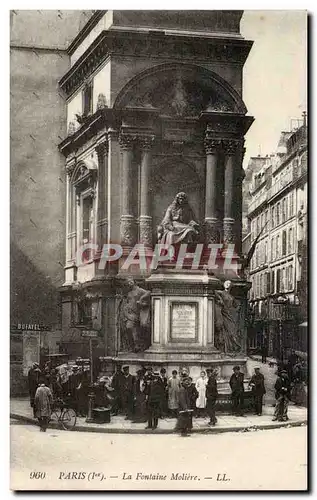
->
xmin=195 ymin=371 xmax=207 ymax=417
xmin=168 ymin=370 xmax=180 ymax=417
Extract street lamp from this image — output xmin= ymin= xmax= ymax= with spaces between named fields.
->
xmin=81 ymin=329 xmax=98 ymax=423
xmin=276 ymin=295 xmax=289 ymax=364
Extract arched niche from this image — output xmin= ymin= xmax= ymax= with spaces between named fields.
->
xmin=151 ymin=159 xmax=204 ymax=238
xmin=114 ymin=62 xmax=247 ymax=117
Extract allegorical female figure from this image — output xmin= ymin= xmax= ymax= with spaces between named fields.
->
xmin=118 ymin=278 xmax=151 ymax=353
xmin=214 ymin=280 xmax=241 ymax=353
xmin=157 ymin=192 xmax=199 ymax=245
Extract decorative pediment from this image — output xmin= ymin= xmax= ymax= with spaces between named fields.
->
xmin=114 ymin=63 xmax=247 ymax=117
xmin=71 ymin=158 xmax=98 ymax=190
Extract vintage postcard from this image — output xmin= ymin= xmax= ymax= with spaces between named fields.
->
xmin=10 ymin=9 xmax=308 ymax=491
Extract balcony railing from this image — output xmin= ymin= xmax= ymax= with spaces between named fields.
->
xmin=248 ymin=191 xmax=267 ymax=214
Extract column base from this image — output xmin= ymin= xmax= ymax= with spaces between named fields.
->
xmin=139 ymin=215 xmax=153 ymax=247
xmin=120 ymin=214 xmax=136 ymax=247
xmin=204 ymin=217 xmax=220 ymax=244
xmin=223 ymin=217 xmax=235 ymax=245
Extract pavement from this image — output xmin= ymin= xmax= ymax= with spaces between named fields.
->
xmin=10 ymin=422 xmax=308 ymax=490
xmin=10 ymin=397 xmax=307 ymax=434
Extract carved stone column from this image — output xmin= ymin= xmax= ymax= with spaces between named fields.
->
xmin=204 ymin=137 xmax=222 ymax=243
xmin=234 ymin=145 xmax=246 ymax=255
xmin=66 ymin=161 xmax=76 ymax=263
xmin=96 ymin=139 xmax=109 ymax=250
xmin=119 ymin=134 xmax=136 ymax=247
xmin=139 ymin=135 xmax=155 ymax=247
xmin=223 ymin=139 xmax=240 ymax=245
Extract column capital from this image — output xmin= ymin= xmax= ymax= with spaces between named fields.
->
xmin=204 ymin=137 xmax=222 ymax=155
xmin=95 ymin=139 xmax=109 ymax=158
xmin=222 ymin=139 xmax=242 ymax=156
xmin=138 ymin=135 xmax=155 ymax=151
xmin=66 ymin=159 xmax=76 ymax=176
xmin=119 ymin=133 xmax=137 ymax=150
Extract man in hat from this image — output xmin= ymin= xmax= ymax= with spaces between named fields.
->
xmin=248 ymin=367 xmax=266 ymax=416
xmin=121 ymin=365 xmax=135 ymax=419
xmin=28 ymin=362 xmax=42 ymax=417
xmin=229 ymin=366 xmax=245 ymax=416
xmin=34 ymin=377 xmax=53 ymax=432
xmin=132 ymin=369 xmax=147 ymax=423
xmin=206 ymin=368 xmax=218 ymax=426
xmin=273 ymin=369 xmax=291 ymax=422
xmin=111 ymin=364 xmax=124 ymax=415
xmin=145 ymin=372 xmax=165 ymax=429
xmin=160 ymin=368 xmax=168 ymax=417
xmin=177 ymin=377 xmax=193 ymax=437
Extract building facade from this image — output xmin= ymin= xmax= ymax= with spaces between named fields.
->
xmin=10 ymin=10 xmax=94 ymax=394
xmin=57 ymin=10 xmax=254 ymax=364
xmin=246 ymin=115 xmax=307 ymax=357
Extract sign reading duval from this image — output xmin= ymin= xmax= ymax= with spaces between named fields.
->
xmin=170 ymin=302 xmax=198 ymax=342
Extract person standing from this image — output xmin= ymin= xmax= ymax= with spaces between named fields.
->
xmin=121 ymin=365 xmax=135 ymax=420
xmin=145 ymin=372 xmax=165 ymax=429
xmin=206 ymin=368 xmax=218 ymax=426
xmin=27 ymin=363 xmax=41 ymax=417
xmin=34 ymin=379 xmax=53 ymax=432
xmin=160 ymin=368 xmax=168 ymax=417
xmin=273 ymin=369 xmax=291 ymax=422
xmin=111 ymin=364 xmax=124 ymax=415
xmin=168 ymin=370 xmax=180 ymax=417
xmin=229 ymin=366 xmax=245 ymax=416
xmin=133 ymin=369 xmax=147 ymax=423
xmin=187 ymin=377 xmax=199 ymax=411
xmin=292 ymin=361 xmax=306 ymax=406
xmin=261 ymin=334 xmax=269 ymax=364
xmin=195 ymin=370 xmax=207 ymax=417
xmin=177 ymin=378 xmax=193 ymax=437
xmin=249 ymin=367 xmax=266 ymax=416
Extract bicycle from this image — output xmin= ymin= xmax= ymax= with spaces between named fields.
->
xmin=50 ymin=398 xmax=77 ymax=431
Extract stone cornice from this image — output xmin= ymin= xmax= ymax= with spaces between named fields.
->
xmin=59 ymin=30 xmax=253 ymax=98
xmin=58 ymin=108 xmax=160 ymax=157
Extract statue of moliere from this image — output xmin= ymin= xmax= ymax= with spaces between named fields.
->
xmin=157 ymin=192 xmax=199 ymax=245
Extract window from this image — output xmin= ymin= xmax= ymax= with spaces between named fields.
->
xmin=265 ymin=210 xmax=269 ymax=230
xmin=264 ymin=241 xmax=268 ymax=264
xmin=260 ymin=275 xmax=263 ymax=297
xmin=288 ymin=228 xmax=293 ymax=253
xmin=261 ymin=213 xmax=265 ymax=231
xmin=77 ymin=298 xmax=93 ymax=326
xmin=82 ymin=81 xmax=93 ymax=117
xmin=271 ymin=270 xmax=275 ymax=294
xmin=282 ymin=198 xmax=286 ymax=223
xmin=256 ymin=216 xmax=260 ymax=236
xmin=290 ymin=192 xmax=294 ymax=216
xmin=271 ymin=236 xmax=275 ymax=260
xmin=272 ymin=206 xmax=275 ymax=228
xmin=82 ymin=196 xmax=93 ymax=244
xmin=266 ymin=272 xmax=270 ymax=294
xmin=285 ymin=197 xmax=288 ymax=220
xmin=282 ymin=230 xmax=287 ymax=256
xmin=276 ymin=268 xmax=281 ymax=293
xmin=276 ymin=235 xmax=280 ymax=259
xmin=288 ymin=264 xmax=294 ymax=290
xmin=276 ymin=203 xmax=280 ymax=225
xmin=281 ymin=267 xmax=285 ymax=292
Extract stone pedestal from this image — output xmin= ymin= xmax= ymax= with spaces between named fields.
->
xmin=114 ymin=269 xmax=249 ymax=393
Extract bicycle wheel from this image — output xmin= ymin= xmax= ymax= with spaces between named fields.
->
xmin=61 ymin=408 xmax=77 ymax=430
xmin=50 ymin=409 xmax=61 ymax=427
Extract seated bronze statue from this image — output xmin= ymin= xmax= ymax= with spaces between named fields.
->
xmin=157 ymin=192 xmax=199 ymax=245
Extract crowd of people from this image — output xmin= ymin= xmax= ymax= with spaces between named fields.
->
xmin=27 ymin=353 xmax=307 ymax=433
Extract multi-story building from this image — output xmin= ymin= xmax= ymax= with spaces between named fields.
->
xmin=245 ymin=114 xmax=307 ymax=357
xmin=10 ymin=10 xmax=94 ymax=394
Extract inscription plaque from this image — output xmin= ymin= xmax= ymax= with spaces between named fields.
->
xmin=170 ymin=302 xmax=198 ymax=342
